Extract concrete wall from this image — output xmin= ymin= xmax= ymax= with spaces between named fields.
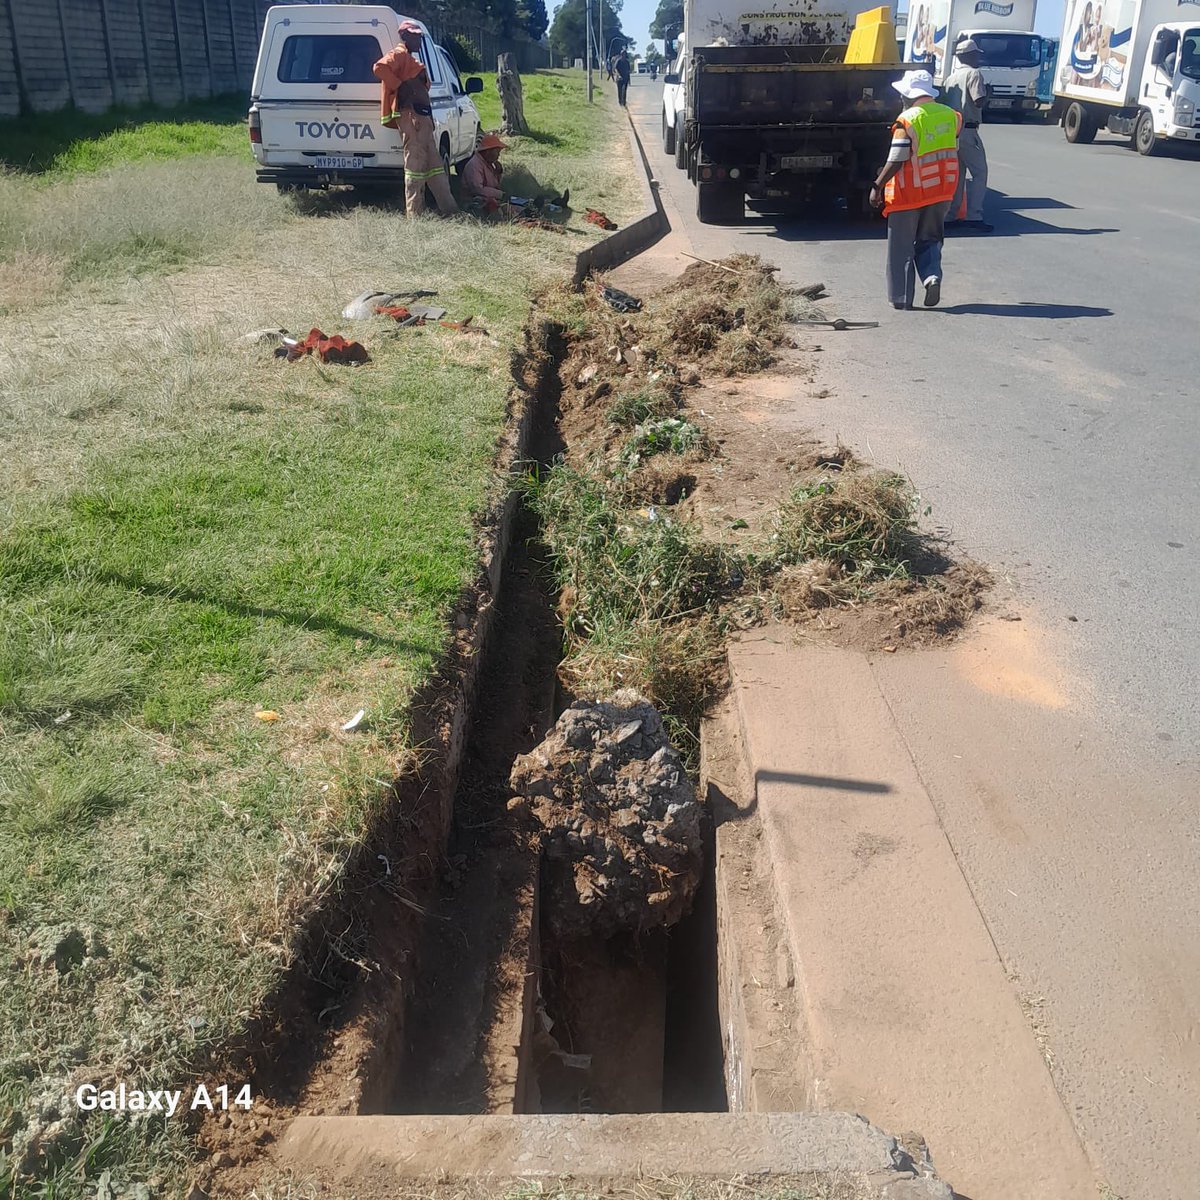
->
xmin=0 ymin=0 xmax=545 ymax=119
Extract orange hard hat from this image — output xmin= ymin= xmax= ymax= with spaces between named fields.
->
xmin=398 ymin=19 xmax=423 ymax=36
xmin=478 ymin=132 xmax=508 ymax=152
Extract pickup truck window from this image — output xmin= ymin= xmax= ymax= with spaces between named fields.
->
xmin=438 ymin=48 xmax=465 ymax=95
xmin=277 ymin=35 xmax=383 ymax=84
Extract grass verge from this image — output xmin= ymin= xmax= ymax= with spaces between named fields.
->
xmin=0 ymin=70 xmax=638 ymax=1199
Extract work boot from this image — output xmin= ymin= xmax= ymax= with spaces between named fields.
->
xmin=924 ymin=276 xmax=941 ymax=307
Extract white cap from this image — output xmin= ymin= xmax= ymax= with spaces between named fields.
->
xmin=892 ymin=69 xmax=939 ymax=100
xmin=957 ymin=38 xmax=982 ymax=55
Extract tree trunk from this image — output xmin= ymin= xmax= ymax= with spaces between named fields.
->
xmin=497 ymin=52 xmax=529 ymax=136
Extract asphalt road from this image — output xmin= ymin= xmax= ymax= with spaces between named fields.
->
xmin=630 ymin=79 xmax=1198 ymax=762
xmin=623 ymin=78 xmax=1200 ymax=1200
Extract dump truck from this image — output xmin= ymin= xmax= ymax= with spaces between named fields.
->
xmin=664 ymin=1 xmax=908 ymax=223
xmin=906 ymin=0 xmax=1043 ymax=119
xmin=1054 ymin=0 xmax=1200 ymax=153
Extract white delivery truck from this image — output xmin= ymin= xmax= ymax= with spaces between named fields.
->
xmin=1055 ymin=0 xmax=1200 ymax=153
xmin=249 ymin=5 xmax=483 ymax=192
xmin=664 ymin=0 xmax=909 ymax=223
xmin=906 ymin=0 xmax=1043 ymax=118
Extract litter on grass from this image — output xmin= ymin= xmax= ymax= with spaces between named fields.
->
xmin=278 ymin=328 xmax=370 ymax=364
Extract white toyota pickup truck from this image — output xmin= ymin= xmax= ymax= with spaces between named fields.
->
xmin=249 ymin=4 xmax=483 ymax=192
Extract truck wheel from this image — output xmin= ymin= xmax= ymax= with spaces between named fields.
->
xmin=663 ymin=110 xmax=676 ymax=156
xmin=675 ymin=131 xmax=687 ymax=170
xmin=1063 ymin=102 xmax=1097 ymax=144
xmin=1134 ymin=109 xmax=1161 ymax=156
xmin=697 ymin=181 xmax=743 ymax=224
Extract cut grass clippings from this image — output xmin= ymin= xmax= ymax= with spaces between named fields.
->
xmin=0 ymin=70 xmax=638 ymax=1199
xmin=528 ymin=256 xmax=986 ymax=767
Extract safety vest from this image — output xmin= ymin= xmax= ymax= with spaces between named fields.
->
xmin=883 ymin=102 xmax=962 ymax=215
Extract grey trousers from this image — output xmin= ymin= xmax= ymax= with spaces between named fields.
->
xmin=886 ymin=200 xmax=950 ymax=307
xmin=952 ymin=127 xmax=988 ymax=221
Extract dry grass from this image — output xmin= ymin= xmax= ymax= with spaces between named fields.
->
xmin=643 ymin=255 xmax=789 ymax=377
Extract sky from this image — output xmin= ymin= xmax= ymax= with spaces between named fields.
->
xmin=590 ymin=0 xmax=1070 ymax=55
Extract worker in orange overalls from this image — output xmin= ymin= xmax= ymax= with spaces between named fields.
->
xmin=373 ymin=20 xmax=458 ymax=218
xmin=461 ymin=132 xmax=508 ymax=213
xmin=870 ymin=69 xmax=962 ymax=310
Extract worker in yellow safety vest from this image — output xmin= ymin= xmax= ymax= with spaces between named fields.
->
xmin=869 ymin=70 xmax=962 ymax=310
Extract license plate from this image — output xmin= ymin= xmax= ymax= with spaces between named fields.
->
xmin=314 ymin=155 xmax=363 ymax=170
xmin=781 ymin=154 xmax=835 ymax=170
xmin=990 ymin=98 xmax=1013 ymax=108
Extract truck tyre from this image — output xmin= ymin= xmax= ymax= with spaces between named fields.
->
xmin=441 ymin=139 xmax=452 ymax=183
xmin=1134 ymin=109 xmax=1161 ymax=156
xmin=1063 ymin=102 xmax=1097 ymax=144
xmin=697 ymin=181 xmax=743 ymax=224
xmin=663 ymin=110 xmax=676 ymax=155
xmin=675 ymin=130 xmax=688 ymax=170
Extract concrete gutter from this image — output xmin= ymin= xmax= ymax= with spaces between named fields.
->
xmin=572 ymin=107 xmax=669 ymax=287
xmin=279 ymin=1112 xmax=952 ymax=1197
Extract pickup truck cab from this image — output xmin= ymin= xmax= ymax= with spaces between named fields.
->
xmin=249 ymin=4 xmax=483 ymax=191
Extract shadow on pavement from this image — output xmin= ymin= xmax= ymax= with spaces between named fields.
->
xmin=935 ymin=302 xmax=1113 ymax=318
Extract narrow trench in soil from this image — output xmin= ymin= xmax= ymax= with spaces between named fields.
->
xmin=385 ymin=327 xmax=728 ymax=1117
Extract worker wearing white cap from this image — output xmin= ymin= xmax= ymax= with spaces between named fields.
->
xmin=870 ymin=70 xmax=962 ymax=310
xmin=943 ymin=38 xmax=992 ymax=232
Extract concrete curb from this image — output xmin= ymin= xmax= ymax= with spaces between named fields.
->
xmin=572 ymin=105 xmax=669 ymax=287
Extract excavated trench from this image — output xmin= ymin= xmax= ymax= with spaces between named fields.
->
xmin=379 ymin=329 xmax=728 ymax=1118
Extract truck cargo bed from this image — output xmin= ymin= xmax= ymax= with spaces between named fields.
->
xmin=693 ymin=46 xmax=906 ymax=126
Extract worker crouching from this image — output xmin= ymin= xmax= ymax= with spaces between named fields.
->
xmin=462 ymin=133 xmax=508 ymax=214
xmin=374 ymin=21 xmax=458 ymax=218
xmin=870 ymin=70 xmax=962 ymax=310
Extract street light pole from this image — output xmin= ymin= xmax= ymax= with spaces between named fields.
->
xmin=585 ymin=0 xmax=593 ymax=102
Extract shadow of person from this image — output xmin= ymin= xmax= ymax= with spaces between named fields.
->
xmin=935 ymin=302 xmax=1113 ymax=318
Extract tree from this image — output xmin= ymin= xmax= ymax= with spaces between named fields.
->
xmin=643 ymin=43 xmax=664 ymax=66
xmin=549 ymin=0 xmax=626 ymax=65
xmin=649 ymin=0 xmax=684 ymax=42
xmin=519 ymin=0 xmax=549 ymax=41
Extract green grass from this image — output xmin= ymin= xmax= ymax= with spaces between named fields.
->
xmin=0 ymin=72 xmax=640 ymax=1199
xmin=0 ymin=94 xmax=249 ymax=175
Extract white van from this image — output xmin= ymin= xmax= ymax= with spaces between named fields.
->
xmin=249 ymin=4 xmax=483 ymax=191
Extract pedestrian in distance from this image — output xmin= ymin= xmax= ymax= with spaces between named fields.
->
xmin=870 ymin=69 xmax=962 ymax=310
xmin=373 ymin=20 xmax=458 ymax=219
xmin=615 ymin=50 xmax=632 ymax=106
xmin=943 ymin=38 xmax=993 ymax=232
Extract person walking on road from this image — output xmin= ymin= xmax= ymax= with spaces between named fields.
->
xmin=373 ymin=20 xmax=458 ymax=219
xmin=943 ymin=39 xmax=993 ymax=232
xmin=870 ymin=69 xmax=962 ymax=310
xmin=615 ymin=50 xmax=631 ymax=106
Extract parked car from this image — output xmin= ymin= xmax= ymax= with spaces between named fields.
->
xmin=249 ymin=4 xmax=483 ymax=192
